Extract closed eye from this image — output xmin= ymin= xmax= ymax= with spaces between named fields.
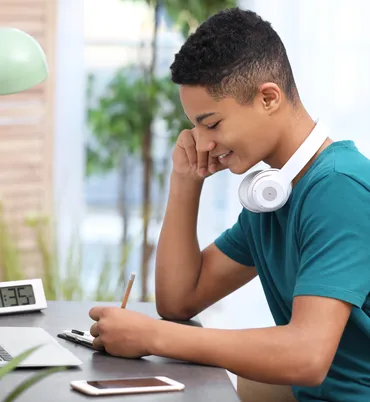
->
xmin=207 ymin=121 xmax=221 ymax=130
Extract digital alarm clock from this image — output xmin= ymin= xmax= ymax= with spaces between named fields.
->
xmin=0 ymin=278 xmax=47 ymax=315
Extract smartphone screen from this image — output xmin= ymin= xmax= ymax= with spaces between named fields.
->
xmin=87 ymin=378 xmax=170 ymax=389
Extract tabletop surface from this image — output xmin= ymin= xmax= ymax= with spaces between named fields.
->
xmin=0 ymin=301 xmax=240 ymax=402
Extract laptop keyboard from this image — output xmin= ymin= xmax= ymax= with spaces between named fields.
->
xmin=0 ymin=345 xmax=12 ymax=361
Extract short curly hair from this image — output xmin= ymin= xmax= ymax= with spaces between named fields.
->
xmin=170 ymin=8 xmax=299 ymax=105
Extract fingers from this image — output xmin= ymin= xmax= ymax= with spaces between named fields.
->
xmin=92 ymin=336 xmax=105 ymax=351
xmin=181 ymin=131 xmax=197 ymax=169
xmin=194 ymin=130 xmax=210 ymax=177
xmin=90 ymin=322 xmax=105 ymax=351
xmin=197 ymin=149 xmax=209 ymax=177
xmin=89 ymin=306 xmax=104 ymax=321
xmin=208 ymin=153 xmax=220 ymax=174
xmin=177 ymin=129 xmax=218 ymax=177
xmin=90 ymin=322 xmax=99 ymax=337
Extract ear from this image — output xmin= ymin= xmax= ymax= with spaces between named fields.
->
xmin=258 ymin=83 xmax=282 ymax=113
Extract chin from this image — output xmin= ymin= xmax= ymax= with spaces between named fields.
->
xmin=228 ymin=165 xmax=252 ymax=175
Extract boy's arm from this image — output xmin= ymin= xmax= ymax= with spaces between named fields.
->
xmin=156 ymin=128 xmax=256 ymax=320
xmin=91 ymin=170 xmax=366 ymax=387
xmin=155 ymin=171 xmax=256 ymax=320
xmin=150 ymin=294 xmax=351 ymax=386
xmin=89 ymin=292 xmax=350 ymax=386
xmin=154 ymin=173 xmax=367 ymax=386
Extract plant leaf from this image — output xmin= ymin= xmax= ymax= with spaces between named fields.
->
xmin=0 ymin=345 xmax=43 ymax=379
xmin=3 ymin=366 xmax=66 ymax=402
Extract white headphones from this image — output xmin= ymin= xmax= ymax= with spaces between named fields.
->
xmin=238 ymin=121 xmax=328 ymax=213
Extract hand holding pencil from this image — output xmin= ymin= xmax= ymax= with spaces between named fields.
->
xmin=89 ymin=272 xmax=156 ymax=358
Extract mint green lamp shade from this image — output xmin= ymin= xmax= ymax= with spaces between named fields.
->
xmin=0 ymin=28 xmax=48 ymax=95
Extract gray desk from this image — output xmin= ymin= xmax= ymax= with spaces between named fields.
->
xmin=0 ymin=301 xmax=240 ymax=401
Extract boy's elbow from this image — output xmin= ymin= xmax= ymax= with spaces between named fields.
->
xmin=291 ymin=353 xmax=329 ymax=387
xmin=296 ymin=368 xmax=327 ymax=388
xmin=155 ymin=299 xmax=197 ymax=321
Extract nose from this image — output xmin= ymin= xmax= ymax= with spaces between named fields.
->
xmin=195 ymin=128 xmax=214 ymax=153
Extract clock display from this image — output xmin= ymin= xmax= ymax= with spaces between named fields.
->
xmin=0 ymin=285 xmax=36 ymax=308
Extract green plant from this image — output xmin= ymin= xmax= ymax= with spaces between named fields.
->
xmin=87 ymin=0 xmax=236 ymax=301
xmin=0 ymin=206 xmax=130 ymax=302
xmin=0 ymin=1 xmax=237 ymax=305
xmin=0 ymin=345 xmax=65 ymax=402
xmin=0 ymin=202 xmax=23 ymax=282
xmin=25 ymin=214 xmax=59 ymax=300
xmin=87 ymin=70 xmax=190 ymax=302
xmin=164 ymin=0 xmax=237 ymax=37
xmin=28 ymin=215 xmax=122 ymax=302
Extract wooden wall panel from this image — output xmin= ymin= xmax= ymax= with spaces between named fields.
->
xmin=0 ymin=0 xmax=56 ymax=280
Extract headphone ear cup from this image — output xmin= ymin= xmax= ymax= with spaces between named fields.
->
xmin=239 ymin=168 xmax=292 ymax=213
xmin=238 ymin=170 xmax=263 ymax=213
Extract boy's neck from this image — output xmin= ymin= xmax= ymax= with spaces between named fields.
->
xmin=264 ymin=108 xmax=331 ymax=186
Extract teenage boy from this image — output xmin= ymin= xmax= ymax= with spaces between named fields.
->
xmin=89 ymin=8 xmax=370 ymax=402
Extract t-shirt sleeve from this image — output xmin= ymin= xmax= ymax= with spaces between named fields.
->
xmin=294 ymin=172 xmax=370 ymax=308
xmin=214 ymin=209 xmax=255 ymax=267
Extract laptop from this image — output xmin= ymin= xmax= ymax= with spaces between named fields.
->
xmin=0 ymin=327 xmax=83 ymax=367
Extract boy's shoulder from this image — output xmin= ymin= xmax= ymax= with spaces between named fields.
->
xmin=297 ymin=140 xmax=370 ymax=200
xmin=294 ymin=140 xmax=370 ymax=223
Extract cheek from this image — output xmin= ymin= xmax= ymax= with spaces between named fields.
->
xmin=224 ymin=126 xmax=249 ymax=153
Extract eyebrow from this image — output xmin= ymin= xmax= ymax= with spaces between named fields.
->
xmin=195 ymin=112 xmax=216 ymax=125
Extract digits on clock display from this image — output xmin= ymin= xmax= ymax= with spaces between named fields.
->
xmin=0 ymin=285 xmax=36 ymax=308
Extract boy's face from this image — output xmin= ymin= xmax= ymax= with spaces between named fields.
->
xmin=179 ymin=84 xmax=282 ymax=175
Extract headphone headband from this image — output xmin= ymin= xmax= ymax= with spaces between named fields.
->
xmin=278 ymin=120 xmax=328 ymax=185
xmin=238 ymin=119 xmax=329 ymax=213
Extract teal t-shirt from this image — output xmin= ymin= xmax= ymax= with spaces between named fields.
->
xmin=215 ymin=141 xmax=370 ymax=401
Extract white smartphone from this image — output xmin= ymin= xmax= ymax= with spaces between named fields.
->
xmin=70 ymin=376 xmax=185 ymax=395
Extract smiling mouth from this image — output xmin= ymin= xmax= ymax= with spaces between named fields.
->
xmin=218 ymin=151 xmax=232 ymax=161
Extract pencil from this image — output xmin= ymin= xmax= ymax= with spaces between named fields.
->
xmin=121 ymin=273 xmax=136 ymax=308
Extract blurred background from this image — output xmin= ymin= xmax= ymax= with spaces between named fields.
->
xmin=1 ymin=0 xmax=370 ymax=380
